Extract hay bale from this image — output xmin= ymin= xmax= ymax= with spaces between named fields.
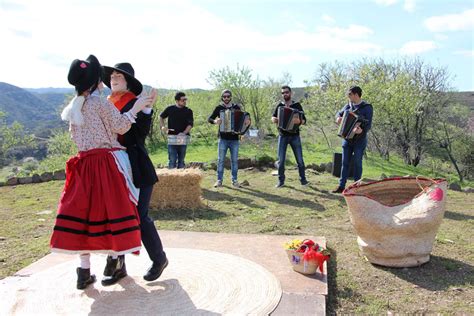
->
xmin=150 ymin=168 xmax=203 ymax=210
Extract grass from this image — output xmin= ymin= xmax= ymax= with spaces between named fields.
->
xmin=1 ymin=167 xmax=473 ymax=314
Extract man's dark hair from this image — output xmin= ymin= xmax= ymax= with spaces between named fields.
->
xmin=348 ymin=86 xmax=362 ymax=97
xmin=281 ymin=85 xmax=292 ymax=92
xmin=175 ymin=91 xmax=186 ymax=101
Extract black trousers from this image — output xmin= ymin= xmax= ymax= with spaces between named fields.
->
xmin=138 ymin=185 xmax=166 ymax=264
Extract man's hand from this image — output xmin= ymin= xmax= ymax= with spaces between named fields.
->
xmin=292 ymin=117 xmax=301 ymax=125
xmin=353 ymin=126 xmax=363 ymax=134
xmin=214 ymin=118 xmax=222 ymax=125
xmin=244 ymin=118 xmax=251 ymax=126
xmin=272 ymin=117 xmax=278 ymax=124
xmin=145 ymin=88 xmax=157 ymax=108
xmin=178 ymin=132 xmax=186 ymax=136
xmin=161 ymin=126 xmax=168 ymax=133
xmin=336 ymin=116 xmax=342 ymax=125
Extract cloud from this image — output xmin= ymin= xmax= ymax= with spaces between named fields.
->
xmin=454 ymin=50 xmax=474 ymax=57
xmin=403 ymin=0 xmax=415 ymax=13
xmin=0 ymin=0 xmax=382 ymax=89
xmin=322 ymin=14 xmax=335 ymax=24
xmin=424 ymin=9 xmax=474 ymax=32
xmin=374 ymin=0 xmax=398 ymax=6
xmin=400 ymin=41 xmax=437 ymax=55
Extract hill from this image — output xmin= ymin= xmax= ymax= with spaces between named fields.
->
xmin=0 ymin=82 xmax=66 ymax=133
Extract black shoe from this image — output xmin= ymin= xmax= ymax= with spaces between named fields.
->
xmin=275 ymin=182 xmax=284 ymax=188
xmin=331 ymin=186 xmax=345 ymax=194
xmin=76 ymin=267 xmax=96 ymax=290
xmin=301 ymin=179 xmax=309 ymax=186
xmin=143 ymin=258 xmax=169 ymax=282
xmin=101 ymin=255 xmax=127 ymax=286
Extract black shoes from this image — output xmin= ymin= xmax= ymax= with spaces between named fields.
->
xmin=331 ymin=186 xmax=345 ymax=193
xmin=275 ymin=182 xmax=284 ymax=188
xmin=76 ymin=267 xmax=96 ymax=290
xmin=101 ymin=255 xmax=127 ymax=286
xmin=144 ymin=258 xmax=169 ymax=282
xmin=301 ymin=179 xmax=309 ymax=186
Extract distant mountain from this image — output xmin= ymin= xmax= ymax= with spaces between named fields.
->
xmin=0 ymin=82 xmax=67 ymax=133
xmin=451 ymin=91 xmax=474 ymax=110
xmin=25 ymin=87 xmax=74 ymax=94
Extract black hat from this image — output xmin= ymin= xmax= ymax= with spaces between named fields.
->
xmin=67 ymin=55 xmax=102 ymax=96
xmin=103 ymin=63 xmax=143 ymax=96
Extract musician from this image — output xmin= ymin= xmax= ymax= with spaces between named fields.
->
xmin=271 ymin=85 xmax=308 ymax=188
xmin=332 ymin=86 xmax=373 ymax=193
xmin=208 ymin=89 xmax=250 ymax=188
xmin=159 ymin=92 xmax=194 ymax=168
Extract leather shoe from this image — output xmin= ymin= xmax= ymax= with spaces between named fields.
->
xmin=144 ymin=258 xmax=169 ymax=282
xmin=76 ymin=267 xmax=96 ymax=290
xmin=101 ymin=255 xmax=127 ymax=286
xmin=331 ymin=186 xmax=345 ymax=193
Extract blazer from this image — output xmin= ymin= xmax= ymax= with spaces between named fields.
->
xmin=119 ymin=98 xmax=158 ymax=188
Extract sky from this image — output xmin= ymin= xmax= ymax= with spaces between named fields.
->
xmin=0 ymin=0 xmax=473 ymax=91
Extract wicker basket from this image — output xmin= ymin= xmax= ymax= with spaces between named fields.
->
xmin=285 ymin=249 xmax=318 ymax=274
xmin=343 ymin=177 xmax=447 ymax=267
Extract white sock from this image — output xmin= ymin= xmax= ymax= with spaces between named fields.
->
xmin=79 ymin=253 xmax=91 ymax=269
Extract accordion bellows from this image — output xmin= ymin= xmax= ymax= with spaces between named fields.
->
xmin=337 ymin=111 xmax=361 ymax=140
xmin=277 ymin=106 xmax=302 ymax=132
xmin=342 ymin=177 xmax=448 ymax=267
xmin=219 ymin=109 xmax=250 ymax=135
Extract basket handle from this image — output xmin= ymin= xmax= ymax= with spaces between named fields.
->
xmin=415 ymin=176 xmax=438 ymax=191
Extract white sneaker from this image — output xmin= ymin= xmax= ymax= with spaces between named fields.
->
xmin=214 ymin=180 xmax=222 ymax=188
xmin=232 ymin=181 xmax=241 ymax=188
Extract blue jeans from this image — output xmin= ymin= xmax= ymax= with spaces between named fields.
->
xmin=277 ymin=135 xmax=306 ymax=184
xmin=137 ymin=185 xmax=166 ymax=265
xmin=168 ymin=145 xmax=187 ymax=169
xmin=339 ymin=137 xmax=368 ymax=188
xmin=217 ymin=139 xmax=239 ymax=182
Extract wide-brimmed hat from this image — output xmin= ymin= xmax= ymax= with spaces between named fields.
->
xmin=103 ymin=63 xmax=143 ymax=95
xmin=67 ymin=54 xmax=102 ymax=95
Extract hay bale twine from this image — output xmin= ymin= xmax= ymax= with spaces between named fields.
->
xmin=150 ymin=168 xmax=203 ymax=210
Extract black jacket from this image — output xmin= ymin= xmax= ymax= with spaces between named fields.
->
xmin=119 ymin=99 xmax=158 ymax=188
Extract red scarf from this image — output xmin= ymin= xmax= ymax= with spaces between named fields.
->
xmin=108 ymin=91 xmax=136 ymax=111
xmin=108 ymin=91 xmax=136 ymax=144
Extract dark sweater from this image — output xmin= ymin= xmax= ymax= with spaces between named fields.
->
xmin=159 ymin=105 xmax=194 ymax=135
xmin=208 ymin=103 xmax=242 ymax=140
xmin=272 ymin=101 xmax=306 ymax=136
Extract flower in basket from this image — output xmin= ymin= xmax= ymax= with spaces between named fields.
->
xmin=284 ymin=239 xmax=330 ymax=273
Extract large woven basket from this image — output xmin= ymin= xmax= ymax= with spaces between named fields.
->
xmin=343 ymin=177 xmax=447 ymax=267
xmin=285 ymin=249 xmax=318 ymax=274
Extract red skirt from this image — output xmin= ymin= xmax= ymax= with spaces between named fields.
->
xmin=50 ymin=148 xmax=141 ymax=255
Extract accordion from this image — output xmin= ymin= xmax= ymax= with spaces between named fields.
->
xmin=277 ymin=106 xmax=302 ymax=132
xmin=167 ymin=134 xmax=191 ymax=145
xmin=219 ymin=109 xmax=251 ymax=135
xmin=337 ymin=111 xmax=362 ymax=140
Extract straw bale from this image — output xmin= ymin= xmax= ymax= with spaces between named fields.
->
xmin=150 ymin=168 xmax=203 ymax=209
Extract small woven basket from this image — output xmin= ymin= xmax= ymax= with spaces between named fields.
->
xmin=285 ymin=249 xmax=318 ymax=274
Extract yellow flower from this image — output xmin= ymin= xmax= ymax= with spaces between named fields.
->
xmin=283 ymin=239 xmax=303 ymax=250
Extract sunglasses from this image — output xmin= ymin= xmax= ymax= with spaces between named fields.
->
xmin=281 ymin=91 xmax=290 ymax=95
xmin=222 ymin=95 xmax=231 ymax=99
